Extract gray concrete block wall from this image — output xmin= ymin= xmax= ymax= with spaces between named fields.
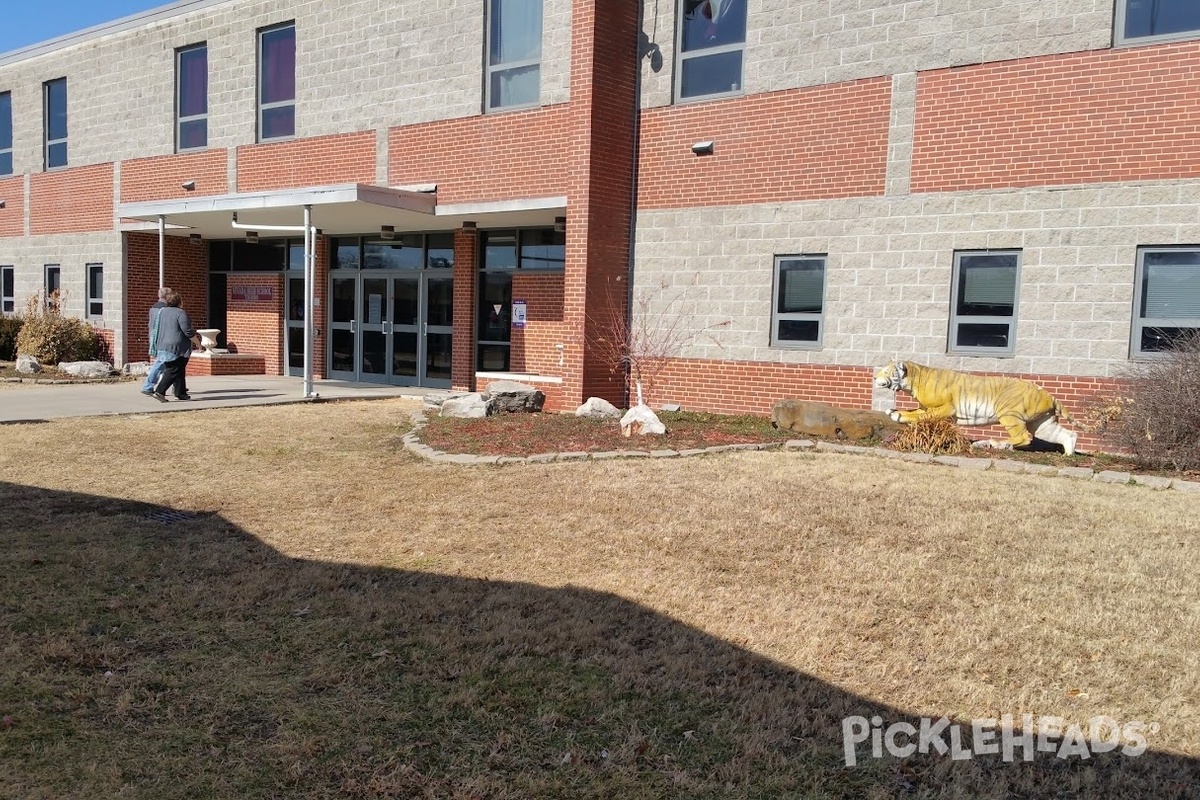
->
xmin=0 ymin=0 xmax=574 ymax=171
xmin=632 ymin=180 xmax=1200 ymax=379
xmin=639 ymin=0 xmax=1114 ymax=108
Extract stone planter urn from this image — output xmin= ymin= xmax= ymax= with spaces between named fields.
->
xmin=196 ymin=329 xmax=222 ymax=354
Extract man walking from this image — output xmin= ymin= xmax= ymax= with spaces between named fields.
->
xmin=140 ymin=287 xmax=171 ymax=396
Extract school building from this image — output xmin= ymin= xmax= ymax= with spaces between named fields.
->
xmin=1 ymin=0 xmax=1199 ymax=445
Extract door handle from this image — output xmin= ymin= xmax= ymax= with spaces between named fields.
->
xmin=384 ymin=321 xmax=392 ymax=334
xmin=350 ymin=320 xmax=356 ymax=333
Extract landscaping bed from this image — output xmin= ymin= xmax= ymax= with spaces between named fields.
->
xmin=0 ymin=361 xmax=127 ymax=383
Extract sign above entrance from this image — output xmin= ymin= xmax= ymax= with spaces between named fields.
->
xmin=231 ymin=285 xmax=276 ymax=302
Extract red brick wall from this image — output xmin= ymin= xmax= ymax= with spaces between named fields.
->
xmin=508 ymin=271 xmax=565 ymax=376
xmin=237 ymin=132 xmax=376 ymax=193
xmin=388 ymin=106 xmax=571 ymax=204
xmin=912 ymin=41 xmax=1200 ymax=192
xmin=561 ymin=0 xmax=639 ymax=409
xmin=0 ymin=177 xmax=22 ymax=237
xmin=121 ymin=149 xmax=229 ymax=202
xmin=637 ymin=79 xmax=891 ymax=208
xmin=226 ymin=273 xmax=284 ymax=374
xmin=31 ymin=164 xmax=114 ymax=234
xmin=451 ymin=226 xmax=478 ymax=392
xmin=124 ymin=232 xmax=209 ymax=363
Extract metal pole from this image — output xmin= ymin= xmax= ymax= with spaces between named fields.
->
xmin=157 ymin=215 xmax=165 ymax=288
xmin=303 ymin=204 xmax=314 ymax=399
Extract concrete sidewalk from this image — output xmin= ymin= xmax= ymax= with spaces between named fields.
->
xmin=0 ymin=375 xmax=431 ymax=423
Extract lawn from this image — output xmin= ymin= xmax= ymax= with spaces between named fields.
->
xmin=0 ymin=399 xmax=1197 ymax=799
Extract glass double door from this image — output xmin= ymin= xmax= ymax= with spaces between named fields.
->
xmin=327 ymin=271 xmax=453 ymax=387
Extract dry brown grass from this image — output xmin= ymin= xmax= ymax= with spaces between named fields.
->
xmin=1 ymin=399 xmax=1197 ymax=799
xmin=886 ymin=418 xmax=975 ymax=455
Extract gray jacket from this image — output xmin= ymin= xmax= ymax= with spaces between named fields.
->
xmin=154 ymin=307 xmax=197 ymax=358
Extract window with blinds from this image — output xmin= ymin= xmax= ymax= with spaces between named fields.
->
xmin=1133 ymin=247 xmax=1200 ymax=356
xmin=771 ymin=255 xmax=825 ymax=348
xmin=949 ymin=251 xmax=1020 ymax=356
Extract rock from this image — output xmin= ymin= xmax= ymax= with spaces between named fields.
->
xmin=440 ymin=393 xmax=494 ymax=419
xmin=485 ymin=380 xmax=545 ymax=413
xmin=57 ymin=361 xmax=114 ymax=378
xmin=575 ymin=397 xmax=622 ymax=419
xmin=770 ymin=399 xmax=902 ymax=440
xmin=123 ymin=361 xmax=152 ymax=376
xmin=15 ymin=355 xmax=41 ymax=374
xmin=620 ymin=404 xmax=666 ymax=436
xmin=423 ymin=391 xmax=467 ymax=409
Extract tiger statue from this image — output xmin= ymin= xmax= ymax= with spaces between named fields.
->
xmin=873 ymin=360 xmax=1078 ymax=455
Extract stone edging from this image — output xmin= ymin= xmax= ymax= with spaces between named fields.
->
xmin=402 ymin=411 xmax=1200 ymax=494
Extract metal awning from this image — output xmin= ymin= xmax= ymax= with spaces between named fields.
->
xmin=117 ymin=183 xmax=566 ymax=238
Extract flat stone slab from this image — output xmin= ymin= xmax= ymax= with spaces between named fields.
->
xmin=555 ymin=452 xmax=590 ymax=462
xmin=1058 ymin=467 xmax=1096 ymax=480
xmin=1171 ymin=479 xmax=1200 ymax=493
xmin=957 ymin=458 xmax=993 ymax=471
xmin=992 ymin=459 xmax=1029 ymax=473
xmin=815 ymin=442 xmax=847 ymax=453
xmin=898 ymin=452 xmax=933 ymax=463
xmin=526 ymin=453 xmax=557 ymax=464
xmin=1094 ymin=470 xmax=1132 ymax=484
xmin=1132 ymin=474 xmax=1173 ymax=490
xmin=784 ymin=440 xmax=815 ymax=450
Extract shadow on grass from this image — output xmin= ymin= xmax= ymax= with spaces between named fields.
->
xmin=1 ymin=482 xmax=1195 ymax=799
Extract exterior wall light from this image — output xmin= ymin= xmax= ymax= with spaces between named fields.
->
xmin=691 ymin=140 xmax=715 ymax=156
xmin=181 ymin=180 xmax=196 ymax=191
xmin=554 ymin=216 xmax=566 ymax=233
xmin=246 ymin=231 xmax=259 ymax=244
xmin=380 ymin=225 xmax=396 ymax=240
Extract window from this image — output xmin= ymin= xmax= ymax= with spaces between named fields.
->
xmin=0 ymin=92 xmax=12 ymax=176
xmin=486 ymin=0 xmax=542 ymax=110
xmin=1116 ymin=0 xmax=1200 ymax=45
xmin=258 ymin=23 xmax=296 ymax=141
xmin=44 ymin=264 xmax=61 ymax=308
xmin=676 ymin=0 xmax=747 ymax=102
xmin=86 ymin=263 xmax=103 ymax=317
xmin=949 ymin=251 xmax=1020 ymax=356
xmin=176 ymin=44 xmax=208 ymax=151
xmin=43 ymin=78 xmax=67 ymax=169
xmin=1 ymin=266 xmax=13 ymax=314
xmin=771 ymin=255 xmax=826 ymax=348
xmin=1132 ymin=247 xmax=1200 ymax=356
xmin=476 ymin=227 xmax=563 ymax=371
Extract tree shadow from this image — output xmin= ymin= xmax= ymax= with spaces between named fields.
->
xmin=1 ymin=482 xmax=1195 ymax=799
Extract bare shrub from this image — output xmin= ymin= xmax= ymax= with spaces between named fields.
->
xmin=0 ymin=316 xmax=21 ymax=361
xmin=886 ymin=418 xmax=974 ymax=455
xmin=14 ymin=293 xmax=102 ymax=365
xmin=1109 ymin=331 xmax=1200 ymax=471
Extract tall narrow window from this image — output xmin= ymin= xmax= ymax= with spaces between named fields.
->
xmin=949 ymin=251 xmax=1020 ymax=356
xmin=771 ymin=255 xmax=826 ymax=348
xmin=1116 ymin=0 xmax=1200 ymax=45
xmin=1 ymin=266 xmax=14 ymax=314
xmin=676 ymin=0 xmax=747 ymax=102
xmin=486 ymin=0 xmax=542 ymax=111
xmin=44 ymin=78 xmax=68 ymax=169
xmin=176 ymin=44 xmax=208 ymax=152
xmin=87 ymin=263 xmax=103 ymax=318
xmin=258 ymin=23 xmax=296 ymax=141
xmin=1132 ymin=247 xmax=1200 ymax=356
xmin=44 ymin=264 xmax=61 ymax=308
xmin=0 ymin=92 xmax=12 ymax=176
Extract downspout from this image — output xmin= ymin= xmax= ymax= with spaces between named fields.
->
xmin=624 ymin=2 xmax=646 ymax=410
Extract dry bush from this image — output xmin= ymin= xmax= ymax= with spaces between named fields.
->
xmin=886 ymin=418 xmax=974 ymax=455
xmin=1111 ymin=331 xmax=1200 ymax=472
xmin=14 ymin=292 xmax=101 ymax=365
xmin=0 ymin=316 xmax=21 ymax=361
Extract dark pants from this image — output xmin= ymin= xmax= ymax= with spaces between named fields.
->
xmin=156 ymin=356 xmax=190 ymax=398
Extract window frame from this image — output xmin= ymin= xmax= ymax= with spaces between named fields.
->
xmin=1131 ymin=245 xmax=1200 ymax=358
xmin=770 ymin=254 xmax=827 ymax=349
xmin=43 ymin=78 xmax=68 ymax=170
xmin=948 ymin=249 xmax=1021 ymax=357
xmin=86 ymin=263 xmax=103 ymax=318
xmin=1114 ymin=0 xmax=1200 ymax=46
xmin=257 ymin=22 xmax=297 ymax=142
xmin=674 ymin=0 xmax=748 ymax=104
xmin=484 ymin=0 xmax=543 ymax=112
xmin=0 ymin=91 xmax=12 ymax=177
xmin=1 ymin=266 xmax=14 ymax=314
xmin=175 ymin=42 xmax=209 ymax=153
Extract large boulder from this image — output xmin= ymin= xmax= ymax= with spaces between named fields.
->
xmin=15 ymin=355 xmax=41 ymax=374
xmin=620 ymin=404 xmax=666 ymax=436
xmin=440 ymin=393 xmax=494 ymax=419
xmin=485 ymin=380 xmax=545 ymax=413
xmin=770 ymin=399 xmax=902 ymax=440
xmin=123 ymin=361 xmax=152 ymax=377
xmin=58 ymin=361 xmax=114 ymax=379
xmin=575 ymin=397 xmax=622 ymax=419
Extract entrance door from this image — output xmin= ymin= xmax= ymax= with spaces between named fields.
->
xmin=285 ymin=276 xmax=305 ymax=377
xmin=325 ymin=272 xmax=452 ymax=386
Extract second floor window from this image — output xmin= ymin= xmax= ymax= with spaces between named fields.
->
xmin=676 ymin=0 xmax=747 ymax=102
xmin=176 ymin=44 xmax=208 ymax=151
xmin=0 ymin=92 xmax=12 ymax=176
xmin=1117 ymin=0 xmax=1200 ymax=45
xmin=258 ymin=23 xmax=296 ymax=141
xmin=486 ymin=0 xmax=542 ymax=111
xmin=44 ymin=78 xmax=68 ymax=169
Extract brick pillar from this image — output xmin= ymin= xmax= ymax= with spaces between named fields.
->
xmin=314 ymin=234 xmax=329 ymax=379
xmin=451 ymin=224 xmax=478 ymax=392
xmin=122 ymin=231 xmax=209 ymax=366
xmin=561 ymin=0 xmax=640 ymax=408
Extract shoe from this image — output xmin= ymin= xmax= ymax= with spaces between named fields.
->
xmin=140 ymin=388 xmax=154 ymax=396
xmin=152 ymin=392 xmax=169 ymax=403
xmin=175 ymin=394 xmax=192 ymax=401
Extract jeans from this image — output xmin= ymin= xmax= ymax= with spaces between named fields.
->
xmin=140 ymin=352 xmax=170 ymax=392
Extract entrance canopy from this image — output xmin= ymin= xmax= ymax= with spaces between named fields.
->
xmin=118 ymin=183 xmax=566 ymax=238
